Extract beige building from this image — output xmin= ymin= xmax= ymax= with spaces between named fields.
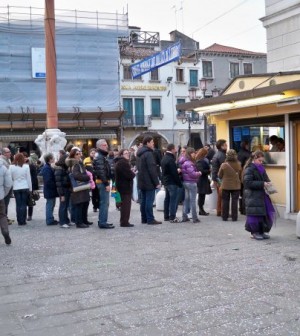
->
xmin=177 ymin=71 xmax=300 ymax=218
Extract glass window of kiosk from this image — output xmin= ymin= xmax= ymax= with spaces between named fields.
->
xmin=229 ymin=116 xmax=285 ymax=165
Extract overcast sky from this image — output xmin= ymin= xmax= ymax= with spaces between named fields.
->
xmin=4 ymin=0 xmax=267 ymax=52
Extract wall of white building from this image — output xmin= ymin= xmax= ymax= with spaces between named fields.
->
xmin=262 ymin=0 xmax=300 ymax=71
xmin=120 ymin=59 xmax=204 ymax=149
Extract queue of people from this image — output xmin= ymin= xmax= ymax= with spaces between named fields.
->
xmin=0 ymin=135 xmax=278 ymax=245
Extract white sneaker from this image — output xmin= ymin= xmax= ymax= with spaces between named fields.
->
xmin=60 ymin=224 xmax=70 ymax=228
xmin=170 ymin=218 xmax=180 ymax=223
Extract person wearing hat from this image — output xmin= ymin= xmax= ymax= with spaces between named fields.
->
xmin=218 ymin=149 xmax=242 ymax=222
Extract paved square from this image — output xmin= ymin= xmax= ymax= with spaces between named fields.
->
xmin=1 ymin=197 xmax=300 ymax=335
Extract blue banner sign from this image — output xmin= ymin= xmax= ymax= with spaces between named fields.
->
xmin=130 ymin=41 xmax=181 ymax=79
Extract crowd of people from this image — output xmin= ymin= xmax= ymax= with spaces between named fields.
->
xmin=0 ymin=136 xmax=278 ymax=245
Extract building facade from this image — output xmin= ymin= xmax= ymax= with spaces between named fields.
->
xmin=0 ymin=6 xmax=128 ymax=155
xmin=261 ymin=0 xmax=300 ymax=71
xmin=177 ymin=71 xmax=300 ymax=218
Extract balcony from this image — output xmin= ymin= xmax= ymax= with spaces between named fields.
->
xmin=122 ymin=115 xmax=151 ymax=127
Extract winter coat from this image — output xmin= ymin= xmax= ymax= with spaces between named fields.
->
xmin=66 ymin=158 xmax=90 ymax=204
xmin=10 ymin=164 xmax=32 ymax=192
xmin=0 ymin=161 xmax=12 ymax=200
xmin=211 ymin=149 xmax=226 ymax=182
xmin=41 ymin=163 xmax=58 ymax=199
xmin=161 ymin=152 xmax=182 ymax=187
xmin=181 ymin=157 xmax=200 ymax=184
xmin=243 ymin=163 xmax=270 ymax=216
xmin=218 ymin=161 xmax=242 ymax=190
xmin=115 ymin=157 xmax=135 ymax=194
xmin=196 ymin=158 xmax=212 ymax=195
xmin=54 ymin=154 xmax=71 ymax=197
xmin=136 ymin=146 xmax=159 ymax=191
xmin=93 ymin=149 xmax=111 ymax=186
xmin=237 ymin=148 xmax=251 ymax=168
xmin=28 ymin=163 xmax=39 ymax=191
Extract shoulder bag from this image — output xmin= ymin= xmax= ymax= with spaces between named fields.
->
xmin=69 ymin=164 xmax=90 ymax=193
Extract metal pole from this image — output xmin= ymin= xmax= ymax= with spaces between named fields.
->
xmin=44 ymin=0 xmax=58 ymax=129
xmin=188 ymin=118 xmax=191 ymax=146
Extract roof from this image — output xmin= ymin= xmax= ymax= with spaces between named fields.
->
xmin=176 ymin=79 xmax=300 ymax=112
xmin=201 ymin=43 xmax=266 ymax=56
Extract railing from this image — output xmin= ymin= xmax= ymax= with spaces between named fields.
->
xmin=130 ymin=30 xmax=160 ymax=47
xmin=122 ymin=115 xmax=151 ymax=127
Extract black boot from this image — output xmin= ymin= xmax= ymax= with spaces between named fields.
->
xmin=199 ymin=207 xmax=209 ymax=216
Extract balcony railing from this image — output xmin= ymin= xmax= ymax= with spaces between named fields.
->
xmin=122 ymin=115 xmax=151 ymax=127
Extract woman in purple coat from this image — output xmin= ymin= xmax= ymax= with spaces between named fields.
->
xmin=181 ymin=147 xmax=201 ymax=223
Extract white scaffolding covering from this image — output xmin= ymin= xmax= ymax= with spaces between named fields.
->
xmin=0 ymin=6 xmax=129 ymax=113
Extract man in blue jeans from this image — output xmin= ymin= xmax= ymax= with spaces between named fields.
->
xmin=161 ymin=143 xmax=182 ymax=223
xmin=41 ymin=153 xmax=59 ymax=225
xmin=93 ymin=139 xmax=114 ymax=229
xmin=136 ymin=136 xmax=161 ymax=225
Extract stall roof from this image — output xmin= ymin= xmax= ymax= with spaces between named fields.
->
xmin=176 ymin=79 xmax=300 ymax=113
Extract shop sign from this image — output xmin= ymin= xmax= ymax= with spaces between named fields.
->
xmin=121 ymin=85 xmax=167 ymax=91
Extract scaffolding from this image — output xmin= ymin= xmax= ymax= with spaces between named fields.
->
xmin=0 ymin=5 xmax=129 ymax=114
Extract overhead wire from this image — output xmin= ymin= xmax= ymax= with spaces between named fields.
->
xmin=191 ymin=0 xmax=250 ymax=35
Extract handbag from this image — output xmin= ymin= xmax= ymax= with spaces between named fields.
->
xmin=69 ymin=173 xmax=90 ymax=192
xmin=265 ymin=183 xmax=278 ymax=195
xmin=32 ymin=190 xmax=40 ymax=201
xmin=27 ymin=192 xmax=36 ymax=207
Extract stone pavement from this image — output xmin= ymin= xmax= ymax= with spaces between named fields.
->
xmin=1 ymin=196 xmax=300 ymax=336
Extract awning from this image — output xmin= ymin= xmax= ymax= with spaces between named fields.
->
xmin=0 ymin=130 xmax=117 ymax=141
xmin=176 ymin=79 xmax=300 ymax=112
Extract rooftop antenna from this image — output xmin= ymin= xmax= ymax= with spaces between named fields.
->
xmin=179 ymin=0 xmax=184 ymax=33
xmin=171 ymin=4 xmax=177 ymax=30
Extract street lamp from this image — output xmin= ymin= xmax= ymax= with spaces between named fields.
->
xmin=181 ymin=111 xmax=204 ymax=146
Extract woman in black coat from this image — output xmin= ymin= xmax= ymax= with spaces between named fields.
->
xmin=23 ymin=153 xmax=39 ymax=222
xmin=243 ymin=150 xmax=276 ymax=240
xmin=195 ymin=148 xmax=212 ymax=216
xmin=66 ymin=149 xmax=91 ymax=228
xmin=114 ymin=149 xmax=136 ymax=227
xmin=54 ymin=151 xmax=71 ymax=227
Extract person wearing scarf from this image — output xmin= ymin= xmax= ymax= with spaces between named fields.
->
xmin=243 ymin=150 xmax=276 ymax=240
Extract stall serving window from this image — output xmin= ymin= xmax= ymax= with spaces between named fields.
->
xmin=229 ymin=115 xmax=285 ymax=165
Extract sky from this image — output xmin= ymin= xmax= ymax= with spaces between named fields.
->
xmin=4 ymin=0 xmax=267 ymax=52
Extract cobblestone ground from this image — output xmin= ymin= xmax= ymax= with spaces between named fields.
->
xmin=1 ymin=196 xmax=300 ymax=336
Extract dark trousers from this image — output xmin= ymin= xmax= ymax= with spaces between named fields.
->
xmin=91 ymin=185 xmax=99 ymax=210
xmin=198 ymin=193 xmax=206 ymax=209
xmin=217 ymin=185 xmax=222 ymax=216
xmin=221 ymin=189 xmax=240 ymax=221
xmin=164 ymin=184 xmax=180 ymax=220
xmin=13 ymin=189 xmax=29 ymax=225
xmin=4 ymin=187 xmax=12 ymax=215
xmin=0 ymin=199 xmax=9 ymax=235
xmin=74 ymin=201 xmax=89 ymax=225
xmin=140 ymin=189 xmax=155 ymax=223
xmin=28 ymin=206 xmax=33 ymax=217
xmin=120 ymin=193 xmax=132 ymax=226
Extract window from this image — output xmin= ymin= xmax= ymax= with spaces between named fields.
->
xmin=202 ymin=61 xmax=213 ymax=78
xmin=176 ymin=68 xmax=184 ymax=82
xmin=151 ymin=98 xmax=161 ymax=118
xmin=123 ymin=98 xmax=145 ymax=125
xmin=150 ymin=68 xmax=159 ymax=81
xmin=243 ymin=63 xmax=253 ymax=75
xmin=123 ymin=98 xmax=133 ymax=124
xmin=176 ymin=98 xmax=185 ymax=117
xmin=123 ymin=65 xmax=132 ymax=80
xmin=230 ymin=62 xmax=239 ymax=78
xmin=189 ymin=70 xmax=198 ymax=87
